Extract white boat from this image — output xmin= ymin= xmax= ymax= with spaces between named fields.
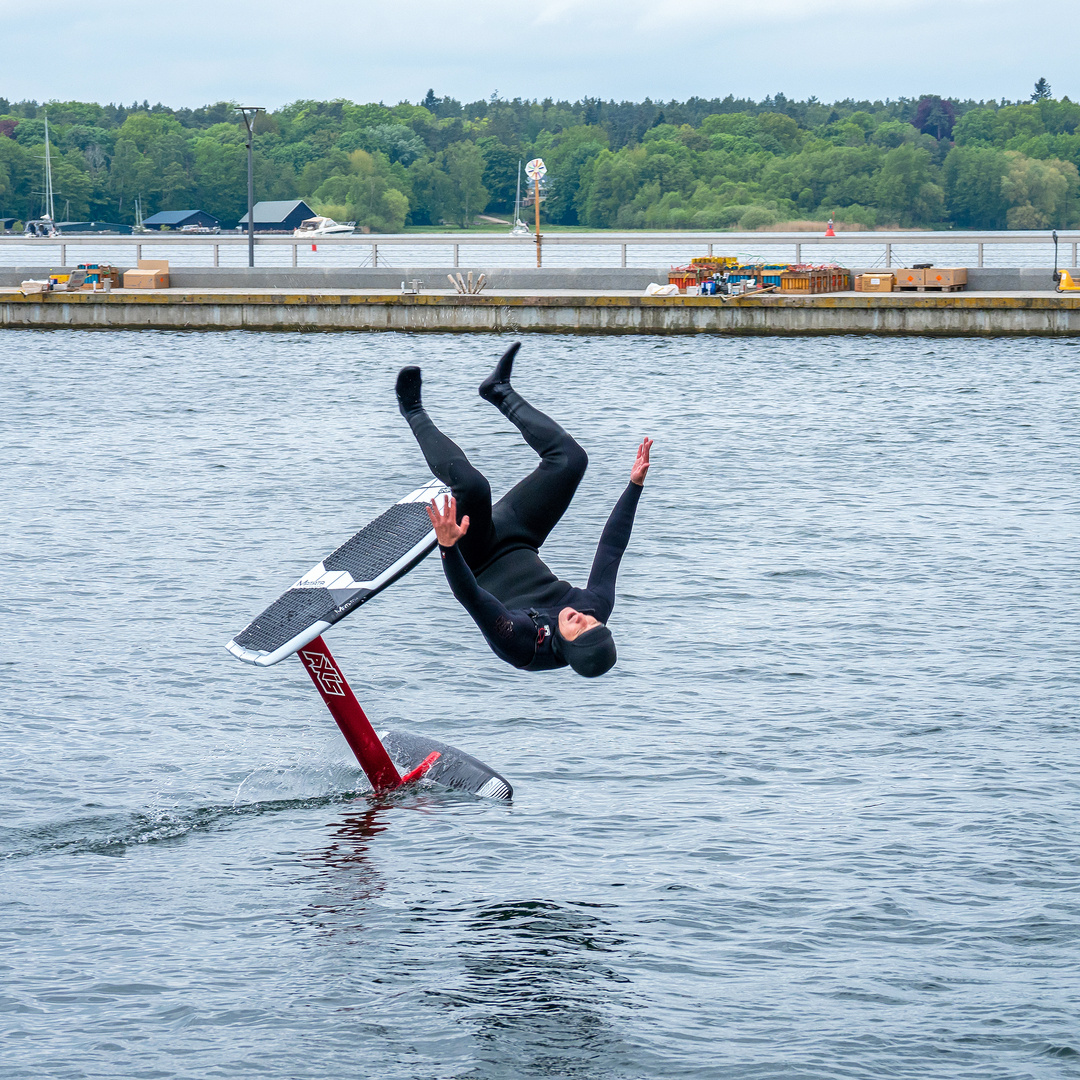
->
xmin=24 ymin=215 xmax=59 ymax=238
xmin=293 ymin=216 xmax=356 ymax=237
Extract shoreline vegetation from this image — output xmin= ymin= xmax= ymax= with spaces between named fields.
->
xmin=1 ymin=88 xmax=1077 ymax=234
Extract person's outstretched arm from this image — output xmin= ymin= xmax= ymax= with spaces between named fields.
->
xmin=427 ymin=496 xmax=537 ymax=667
xmin=585 ymin=438 xmax=652 ymax=619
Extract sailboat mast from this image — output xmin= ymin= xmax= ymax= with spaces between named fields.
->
xmin=43 ymin=114 xmax=54 ymax=221
xmin=515 ymin=161 xmax=522 ymax=221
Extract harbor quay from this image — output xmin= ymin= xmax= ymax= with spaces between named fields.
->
xmin=2 ymin=281 xmax=1078 ymax=336
xmin=2 ymin=230 xmax=1077 ymax=335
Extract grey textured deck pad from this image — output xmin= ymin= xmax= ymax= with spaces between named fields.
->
xmin=227 ymin=480 xmax=447 ymax=665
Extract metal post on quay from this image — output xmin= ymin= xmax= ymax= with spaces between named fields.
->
xmin=526 ymin=158 xmax=546 ymax=268
xmin=237 ymin=106 xmax=265 ymax=268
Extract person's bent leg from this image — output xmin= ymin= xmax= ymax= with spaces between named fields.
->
xmin=397 ymin=366 xmax=494 ymax=568
xmin=479 ymin=345 xmax=588 ymax=548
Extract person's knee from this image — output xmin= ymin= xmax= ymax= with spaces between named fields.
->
xmin=563 ymin=441 xmax=588 ymax=481
xmin=449 ymin=462 xmax=491 ymax=508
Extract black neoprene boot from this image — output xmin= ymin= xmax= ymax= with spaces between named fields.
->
xmin=396 ymin=365 xmax=424 ymax=418
xmin=478 ymin=342 xmax=521 ymax=407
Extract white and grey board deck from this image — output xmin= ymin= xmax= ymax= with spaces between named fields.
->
xmin=226 ymin=479 xmax=449 ymax=666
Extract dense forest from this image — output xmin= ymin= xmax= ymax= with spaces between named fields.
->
xmin=1 ymin=87 xmax=1078 ymax=232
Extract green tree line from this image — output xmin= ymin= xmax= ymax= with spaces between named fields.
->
xmin=1 ymin=88 xmax=1077 ymax=231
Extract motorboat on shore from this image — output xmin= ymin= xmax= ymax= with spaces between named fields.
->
xmin=293 ymin=216 xmax=356 ymax=237
xmin=24 ymin=215 xmax=60 ymax=238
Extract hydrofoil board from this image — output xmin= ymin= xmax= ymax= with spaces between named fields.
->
xmin=226 ymin=479 xmax=448 ymax=666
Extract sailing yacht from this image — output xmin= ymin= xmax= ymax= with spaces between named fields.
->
xmin=24 ymin=114 xmax=59 ymax=237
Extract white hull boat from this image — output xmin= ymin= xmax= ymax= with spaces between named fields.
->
xmin=294 ymin=216 xmax=356 ymax=238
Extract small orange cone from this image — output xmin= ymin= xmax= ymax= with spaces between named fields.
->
xmin=825 ymin=216 xmax=835 ymax=238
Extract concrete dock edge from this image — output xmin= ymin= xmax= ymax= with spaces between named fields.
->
xmin=2 ymin=288 xmax=1078 ymax=336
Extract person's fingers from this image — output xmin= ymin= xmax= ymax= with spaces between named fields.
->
xmin=459 ymin=514 xmax=470 ymax=535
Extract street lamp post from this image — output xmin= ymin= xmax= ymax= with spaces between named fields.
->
xmin=237 ymin=107 xmax=265 ymax=268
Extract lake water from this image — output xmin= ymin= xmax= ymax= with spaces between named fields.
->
xmin=2 ymin=330 xmax=1079 ymax=1079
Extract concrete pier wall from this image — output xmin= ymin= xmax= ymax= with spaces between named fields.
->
xmin=0 ymin=266 xmax=1063 ymax=292
xmin=2 ymin=289 xmax=1078 ymax=335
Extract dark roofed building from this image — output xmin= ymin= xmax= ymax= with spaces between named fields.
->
xmin=237 ymin=200 xmax=315 ymax=233
xmin=142 ymin=210 xmax=220 ymax=231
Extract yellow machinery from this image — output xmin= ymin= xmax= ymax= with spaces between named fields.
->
xmin=1052 ymin=231 xmax=1080 ymax=291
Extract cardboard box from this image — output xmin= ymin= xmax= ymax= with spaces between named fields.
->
xmin=896 ymin=269 xmax=924 ymax=288
xmin=134 ymin=254 xmax=168 ymax=285
xmin=859 ymin=273 xmax=894 ymax=292
xmin=123 ymin=269 xmax=169 ymax=289
xmin=925 ymin=267 xmax=966 ymax=288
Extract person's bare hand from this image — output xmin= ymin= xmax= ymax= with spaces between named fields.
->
xmin=630 ymin=437 xmax=653 ymax=486
xmin=427 ymin=494 xmax=470 ymax=547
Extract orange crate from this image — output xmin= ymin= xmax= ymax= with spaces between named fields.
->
xmin=780 ymin=268 xmax=849 ymax=294
xmin=668 ymin=268 xmax=699 ymax=293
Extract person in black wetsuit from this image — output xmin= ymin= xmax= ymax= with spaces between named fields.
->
xmin=396 ymin=342 xmax=652 ymax=678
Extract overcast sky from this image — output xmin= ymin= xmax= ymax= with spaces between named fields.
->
xmin=1 ymin=0 xmax=1076 ymax=110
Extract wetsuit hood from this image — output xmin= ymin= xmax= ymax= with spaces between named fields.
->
xmin=555 ymin=624 xmax=617 ymax=678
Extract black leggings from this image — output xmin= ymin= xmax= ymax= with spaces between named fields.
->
xmin=406 ymin=389 xmax=588 ymax=573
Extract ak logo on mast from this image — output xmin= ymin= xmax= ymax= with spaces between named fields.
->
xmin=299 ymin=650 xmax=346 ymax=696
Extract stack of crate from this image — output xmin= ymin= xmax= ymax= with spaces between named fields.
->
xmin=689 ymin=256 xmax=738 ymax=272
xmin=779 ymin=266 xmax=852 ymax=294
xmin=726 ymin=264 xmax=786 ymax=288
xmin=667 ymin=266 xmax=699 ymax=292
xmin=78 ymin=264 xmax=120 ymax=288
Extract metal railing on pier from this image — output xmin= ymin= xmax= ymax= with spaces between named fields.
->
xmin=1 ymin=230 xmax=1076 ymax=270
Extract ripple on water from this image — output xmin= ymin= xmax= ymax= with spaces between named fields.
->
xmin=1 ymin=331 xmax=1079 ymax=1080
